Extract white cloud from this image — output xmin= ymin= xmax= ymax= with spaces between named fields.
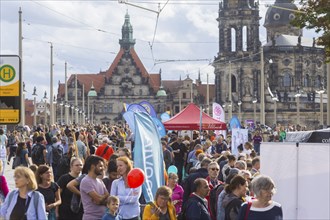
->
xmin=0 ymin=0 xmax=321 ymax=100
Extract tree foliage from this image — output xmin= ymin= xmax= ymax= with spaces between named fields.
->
xmin=291 ymin=0 xmax=330 ymax=59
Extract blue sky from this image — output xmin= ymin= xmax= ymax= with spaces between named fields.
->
xmin=0 ymin=0 xmax=320 ymax=100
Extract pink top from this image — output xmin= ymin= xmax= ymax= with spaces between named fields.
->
xmin=0 ymin=175 xmax=9 ymax=197
xmin=171 ymin=184 xmax=184 ymax=214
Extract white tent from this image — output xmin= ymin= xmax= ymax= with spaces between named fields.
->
xmin=261 ymin=142 xmax=329 ymax=220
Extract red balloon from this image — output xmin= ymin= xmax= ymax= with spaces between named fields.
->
xmin=127 ymin=168 xmax=145 ymax=188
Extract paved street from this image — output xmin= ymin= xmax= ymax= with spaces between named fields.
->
xmin=3 ymin=159 xmax=31 ymax=191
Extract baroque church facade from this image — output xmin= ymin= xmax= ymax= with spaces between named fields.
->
xmin=57 ymin=13 xmax=214 ymax=125
xmin=213 ymin=0 xmax=327 ymax=129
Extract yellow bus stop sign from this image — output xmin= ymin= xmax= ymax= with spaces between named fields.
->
xmin=0 ymin=55 xmax=21 ymax=124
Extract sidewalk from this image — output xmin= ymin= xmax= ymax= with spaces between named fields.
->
xmin=3 ymin=160 xmax=15 ymax=191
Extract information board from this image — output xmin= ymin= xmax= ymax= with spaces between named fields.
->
xmin=0 ymin=55 xmax=21 ymax=124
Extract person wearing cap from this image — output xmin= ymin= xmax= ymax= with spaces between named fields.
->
xmin=95 ymin=137 xmax=114 ymax=161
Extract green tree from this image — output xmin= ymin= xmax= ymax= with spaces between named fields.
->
xmin=292 ymin=0 xmax=330 ymax=60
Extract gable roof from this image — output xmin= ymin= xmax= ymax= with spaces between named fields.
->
xmin=58 ymin=73 xmax=105 ymax=97
xmin=163 ymin=103 xmax=226 ymax=130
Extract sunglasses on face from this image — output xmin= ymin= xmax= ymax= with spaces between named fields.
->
xmin=210 ymin=168 xmax=219 ymax=171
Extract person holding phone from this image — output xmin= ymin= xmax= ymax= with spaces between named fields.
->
xmin=143 ymin=186 xmax=176 ymax=220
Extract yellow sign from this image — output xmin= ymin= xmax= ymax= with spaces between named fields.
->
xmin=0 ymin=55 xmax=21 ymax=124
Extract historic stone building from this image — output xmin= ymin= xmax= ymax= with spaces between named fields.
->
xmin=56 ymin=13 xmax=214 ymax=125
xmin=213 ymin=0 xmax=327 ymax=129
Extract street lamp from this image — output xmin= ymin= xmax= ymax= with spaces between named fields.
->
xmin=32 ymin=87 xmax=37 ymax=127
xmin=252 ymin=96 xmax=258 ymax=126
xmin=88 ymin=82 xmax=97 ymax=124
xmin=60 ymin=101 xmax=63 ymax=125
xmin=22 ymin=82 xmax=27 ymax=126
xmin=43 ymin=91 xmax=48 ymax=125
xmin=238 ymin=100 xmax=242 ymax=121
xmin=53 ymin=95 xmax=57 ymax=125
xmin=272 ymin=91 xmax=279 ymax=126
xmin=316 ymin=83 xmax=325 ymax=128
xmin=295 ymin=87 xmax=302 ymax=125
xmin=71 ymin=105 xmax=75 ymax=124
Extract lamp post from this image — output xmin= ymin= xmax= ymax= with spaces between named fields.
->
xmin=49 ymin=42 xmax=54 ymax=125
xmin=87 ymin=82 xmax=97 ymax=124
xmin=53 ymin=95 xmax=57 ymax=125
xmin=260 ymin=47 xmax=265 ymax=125
xmin=32 ymin=87 xmax=37 ymax=127
xmin=295 ymin=87 xmax=302 ymax=125
xmin=272 ymin=91 xmax=279 ymax=126
xmin=60 ymin=101 xmax=63 ymax=125
xmin=316 ymin=84 xmax=325 ymax=128
xmin=252 ymin=96 xmax=257 ymax=126
xmin=22 ymin=82 xmax=27 ymax=126
xmin=238 ymin=100 xmax=242 ymax=121
xmin=228 ymin=61 xmax=232 ymax=120
xmin=64 ymin=62 xmax=69 ymax=125
xmin=71 ymin=105 xmax=74 ymax=124
xmin=43 ymin=91 xmax=48 ymax=126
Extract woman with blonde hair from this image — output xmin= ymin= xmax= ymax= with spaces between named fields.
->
xmin=143 ymin=186 xmax=176 ymax=220
xmin=110 ymin=156 xmax=142 ymax=220
xmin=0 ymin=166 xmax=47 ymax=219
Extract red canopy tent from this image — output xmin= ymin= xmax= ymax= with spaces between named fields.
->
xmin=163 ymin=103 xmax=227 ymax=130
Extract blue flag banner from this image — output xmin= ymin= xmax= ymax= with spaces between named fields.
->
xmin=230 ymin=116 xmax=241 ymax=130
xmin=160 ymin=112 xmax=170 ymax=122
xmin=139 ymin=101 xmax=157 ymax=117
xmin=123 ymin=111 xmax=136 ymax=133
xmin=133 ymin=112 xmax=165 ymax=203
xmin=127 ymin=103 xmax=148 ymax=113
xmin=152 ymin=117 xmax=166 ymax=137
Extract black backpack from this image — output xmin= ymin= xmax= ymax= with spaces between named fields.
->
xmin=52 ymin=144 xmax=63 ymax=165
xmin=31 ymin=144 xmax=44 ymax=165
xmin=55 ymin=154 xmax=70 ymax=181
xmin=209 ymin=183 xmax=225 ymax=218
xmin=7 ymin=135 xmax=16 ymax=147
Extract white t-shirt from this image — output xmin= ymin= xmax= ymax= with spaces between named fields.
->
xmin=0 ymin=134 xmax=8 ymax=159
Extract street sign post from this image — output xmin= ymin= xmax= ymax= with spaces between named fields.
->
xmin=0 ymin=55 xmax=21 ymax=124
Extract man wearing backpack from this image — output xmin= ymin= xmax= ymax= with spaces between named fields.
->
xmin=49 ymin=136 xmax=64 ymax=179
xmin=95 ymin=137 xmax=114 ymax=161
xmin=31 ymin=136 xmax=47 ymax=166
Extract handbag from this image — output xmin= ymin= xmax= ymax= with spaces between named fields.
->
xmin=70 ymin=193 xmax=81 ymax=213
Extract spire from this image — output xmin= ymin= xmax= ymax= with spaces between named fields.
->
xmin=198 ymin=69 xmax=201 ymax=81
xmin=119 ymin=12 xmax=136 ymax=50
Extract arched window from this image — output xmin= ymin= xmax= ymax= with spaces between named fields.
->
xmin=315 ymin=75 xmax=321 ymax=88
xmin=303 ymin=74 xmax=310 ymax=87
xmin=231 ymin=28 xmax=236 ymax=52
xmin=231 ymin=75 xmax=237 ymax=92
xmin=283 ymin=72 xmax=291 ymax=87
xmin=242 ymin=26 xmax=247 ymax=51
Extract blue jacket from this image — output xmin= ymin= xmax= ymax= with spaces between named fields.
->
xmin=0 ymin=190 xmax=47 ymax=220
xmin=185 ymin=193 xmax=211 ymax=220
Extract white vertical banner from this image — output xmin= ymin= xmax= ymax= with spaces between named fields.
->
xmin=213 ymin=102 xmax=226 ymax=138
xmin=231 ymin=128 xmax=248 ymax=156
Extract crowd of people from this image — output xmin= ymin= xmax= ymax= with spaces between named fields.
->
xmin=0 ymin=124 xmax=283 ymax=220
